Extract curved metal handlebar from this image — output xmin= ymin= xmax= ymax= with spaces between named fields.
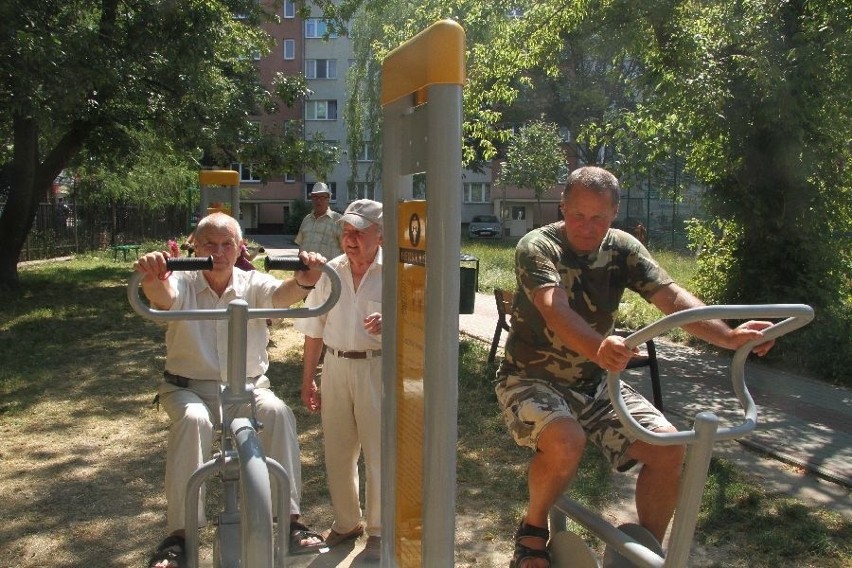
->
xmin=127 ymin=256 xmax=341 ymax=322
xmin=608 ymin=304 xmax=814 ymax=445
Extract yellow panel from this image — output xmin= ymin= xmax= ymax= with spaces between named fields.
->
xmin=198 ymin=169 xmax=239 ymax=187
xmin=381 ymin=20 xmax=465 ymax=107
xmin=206 ymin=206 xmax=232 ymax=216
xmin=395 ymin=201 xmax=427 ymax=566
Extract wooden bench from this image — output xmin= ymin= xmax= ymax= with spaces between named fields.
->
xmin=488 ymin=289 xmax=514 ymax=365
xmin=111 ymin=244 xmax=141 ymax=261
xmin=488 ymin=288 xmax=664 ymax=411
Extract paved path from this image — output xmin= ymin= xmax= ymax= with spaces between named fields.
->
xmin=462 ymin=291 xmax=851 ymax=488
xmin=461 ymin=291 xmax=850 ymax=515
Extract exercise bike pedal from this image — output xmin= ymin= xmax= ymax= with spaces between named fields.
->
xmin=549 ymin=530 xmax=599 ymax=568
xmin=602 ymin=522 xmax=664 ymax=567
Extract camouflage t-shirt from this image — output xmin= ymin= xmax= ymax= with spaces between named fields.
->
xmin=500 ymin=224 xmax=673 ymax=393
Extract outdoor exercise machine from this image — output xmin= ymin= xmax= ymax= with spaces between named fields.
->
xmin=547 ymin=304 xmax=814 ymax=568
xmin=127 ymin=255 xmax=341 ymax=568
xmin=380 ymin=19 xmax=466 ymax=566
xmin=198 ymin=169 xmax=241 ymax=221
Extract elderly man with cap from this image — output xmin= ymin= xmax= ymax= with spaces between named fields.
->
xmin=295 ymin=199 xmax=384 ymax=561
xmin=295 ymin=182 xmax=343 ymax=261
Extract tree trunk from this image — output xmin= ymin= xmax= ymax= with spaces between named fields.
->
xmin=0 ymin=116 xmax=43 ymax=291
xmin=0 ymin=115 xmax=88 ymax=290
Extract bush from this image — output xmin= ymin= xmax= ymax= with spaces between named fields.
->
xmin=686 ymin=218 xmax=852 ymax=385
xmin=284 ymin=199 xmax=313 ymax=234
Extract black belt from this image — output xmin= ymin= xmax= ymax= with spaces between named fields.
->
xmin=327 ymin=347 xmax=382 ymax=359
xmin=163 ymin=371 xmax=191 ymax=388
xmin=163 ymin=371 xmax=262 ymax=387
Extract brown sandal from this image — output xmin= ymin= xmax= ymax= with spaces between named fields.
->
xmin=324 ymin=523 xmax=364 ymax=547
xmin=510 ymin=520 xmax=550 ymax=568
xmin=289 ymin=520 xmax=329 ymax=555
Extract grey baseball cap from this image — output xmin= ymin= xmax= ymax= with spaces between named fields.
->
xmin=338 ymin=199 xmax=383 ymax=230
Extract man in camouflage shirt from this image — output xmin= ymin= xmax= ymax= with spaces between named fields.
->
xmin=496 ymin=166 xmax=775 ymax=568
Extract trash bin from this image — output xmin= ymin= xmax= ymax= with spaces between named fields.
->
xmin=459 ymin=253 xmax=479 ymax=314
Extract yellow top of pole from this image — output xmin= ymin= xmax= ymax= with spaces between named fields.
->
xmin=381 ymin=19 xmax=465 ymax=107
xmin=198 ymin=169 xmax=239 ymax=187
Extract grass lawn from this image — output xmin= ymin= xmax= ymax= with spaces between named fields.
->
xmin=0 ymin=253 xmax=848 ymax=567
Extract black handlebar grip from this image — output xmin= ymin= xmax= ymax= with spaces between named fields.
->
xmin=264 ymin=256 xmax=309 ymax=272
xmin=166 ymin=256 xmax=214 ymax=271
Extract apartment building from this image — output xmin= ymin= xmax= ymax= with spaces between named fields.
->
xmin=301 ymin=6 xmax=364 ymax=212
xmin=231 ymin=2 xmax=305 ymax=234
xmin=236 ymin=2 xmax=501 ymax=235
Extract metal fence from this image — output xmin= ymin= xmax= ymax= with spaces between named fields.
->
xmin=11 ymin=200 xmax=191 ymax=262
xmin=615 ymin=194 xmax=701 ymax=252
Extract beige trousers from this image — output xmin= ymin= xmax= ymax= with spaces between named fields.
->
xmin=158 ymin=377 xmax=301 ymax=533
xmin=320 ymin=355 xmax=383 ymax=537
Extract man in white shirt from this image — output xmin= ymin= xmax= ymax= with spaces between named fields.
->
xmin=135 ymin=212 xmax=328 ymax=568
xmin=294 ymin=182 xmax=343 ymax=261
xmin=296 ymin=199 xmax=384 ymax=561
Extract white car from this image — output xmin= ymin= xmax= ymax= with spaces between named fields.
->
xmin=468 ymin=215 xmax=502 ymax=238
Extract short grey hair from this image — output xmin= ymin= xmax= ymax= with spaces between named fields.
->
xmin=562 ymin=166 xmax=621 ymax=208
xmin=195 ymin=212 xmax=243 ymax=243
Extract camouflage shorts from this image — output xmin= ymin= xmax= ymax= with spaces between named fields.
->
xmin=494 ymin=374 xmax=671 ymax=471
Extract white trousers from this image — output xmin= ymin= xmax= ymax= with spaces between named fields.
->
xmin=320 ymin=355 xmax=382 ymax=537
xmin=158 ymin=377 xmax=301 ymax=533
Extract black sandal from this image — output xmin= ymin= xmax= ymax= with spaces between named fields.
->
xmin=510 ymin=520 xmax=550 ymax=568
xmin=289 ymin=520 xmax=329 ymax=555
xmin=148 ymin=534 xmax=185 ymax=568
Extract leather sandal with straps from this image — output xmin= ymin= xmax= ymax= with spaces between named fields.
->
xmin=510 ymin=520 xmax=550 ymax=568
xmin=148 ymin=534 xmax=185 ymax=568
xmin=323 ymin=522 xmax=364 ymax=547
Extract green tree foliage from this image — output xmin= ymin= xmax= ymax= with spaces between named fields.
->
xmin=625 ymin=0 xmax=852 ymax=379
xmin=336 ymin=0 xmax=850 ymax=379
xmin=0 ymin=0 xmax=336 ymax=290
xmin=498 ymin=119 xmax=567 ymax=220
xmin=338 ymin=0 xmax=555 ymax=177
xmin=71 ymin=131 xmax=197 ymax=210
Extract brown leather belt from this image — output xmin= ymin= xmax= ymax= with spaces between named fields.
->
xmin=327 ymin=347 xmax=382 ymax=359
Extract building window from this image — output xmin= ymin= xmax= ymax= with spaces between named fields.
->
xmin=283 ymin=39 xmax=295 ymax=60
xmin=283 ymin=0 xmax=295 ymax=18
xmin=284 ymin=172 xmax=296 ymax=183
xmin=349 ymin=182 xmax=377 ymax=200
xmin=305 ymin=19 xmax=338 ymax=39
xmin=231 ymin=163 xmax=261 ymax=183
xmin=305 ymin=100 xmax=338 ymax=120
xmin=320 ymin=139 xmax=338 ymax=153
xmin=356 ymin=141 xmax=375 ymax=162
xmin=305 ymin=59 xmax=337 ymax=79
xmin=464 ymin=182 xmax=491 ymax=203
xmin=306 ymin=182 xmax=337 ymax=201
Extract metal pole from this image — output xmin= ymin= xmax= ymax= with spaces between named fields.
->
xmin=422 ymin=83 xmax=461 ymax=568
xmin=665 ymin=413 xmax=719 ymax=567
